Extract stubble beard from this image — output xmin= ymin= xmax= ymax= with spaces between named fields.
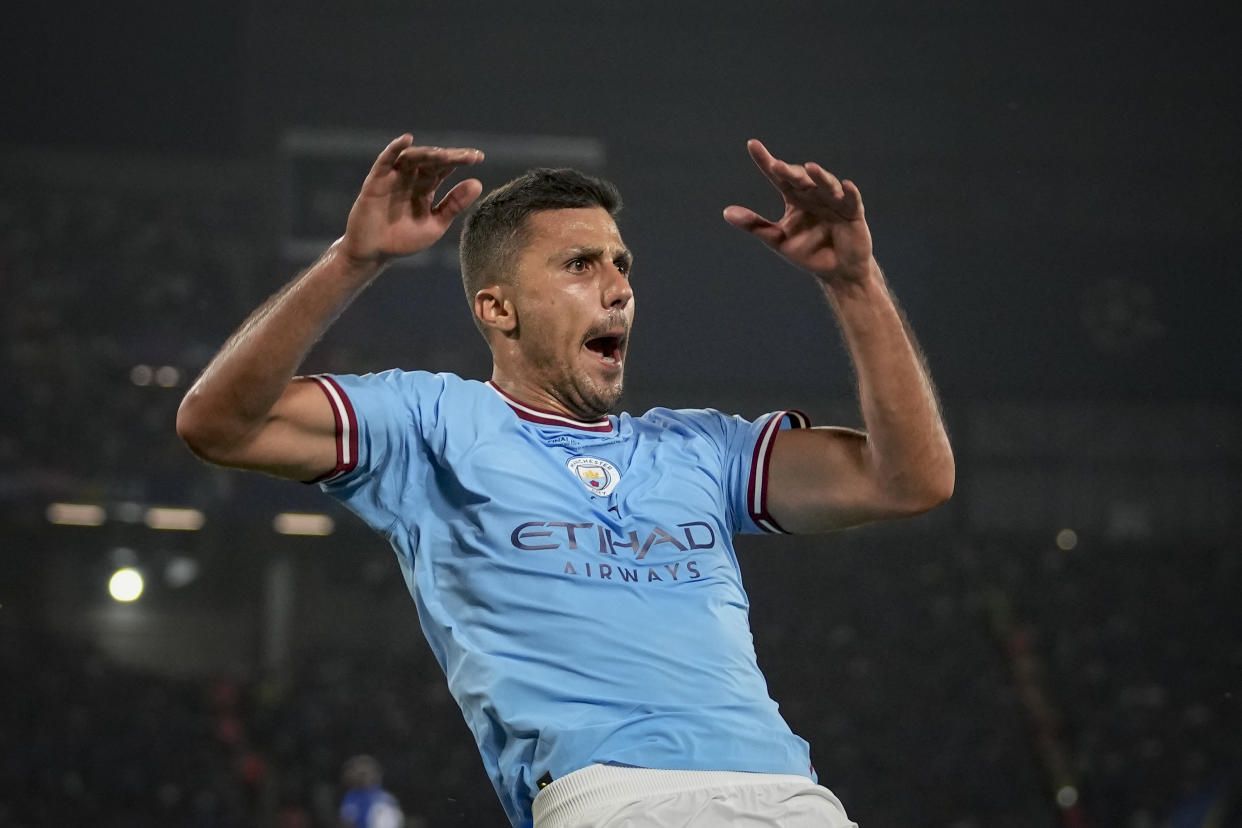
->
xmin=529 ymin=351 xmax=624 ymax=421
xmin=522 ymin=314 xmax=630 ymax=420
xmin=577 ymin=372 xmax=624 ymax=419
xmin=546 ymin=360 xmax=623 ymax=420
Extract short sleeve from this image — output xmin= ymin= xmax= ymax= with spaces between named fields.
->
xmin=653 ymin=407 xmax=811 ymax=535
xmin=738 ymin=409 xmax=811 ymax=534
xmin=302 ymin=370 xmax=447 ymax=531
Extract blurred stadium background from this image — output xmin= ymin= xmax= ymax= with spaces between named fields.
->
xmin=2 ymin=1 xmax=1239 ymax=826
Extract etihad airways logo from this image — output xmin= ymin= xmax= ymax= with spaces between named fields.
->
xmin=511 ymin=519 xmax=719 ymax=584
xmin=511 ymin=520 xmax=716 ymax=557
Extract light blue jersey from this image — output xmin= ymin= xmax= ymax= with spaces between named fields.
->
xmin=309 ymin=370 xmax=814 ymax=827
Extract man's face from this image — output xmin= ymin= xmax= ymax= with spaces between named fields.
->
xmin=506 ymin=206 xmax=635 ymax=419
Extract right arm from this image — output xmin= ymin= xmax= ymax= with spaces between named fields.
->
xmin=175 ymin=134 xmax=483 ymax=481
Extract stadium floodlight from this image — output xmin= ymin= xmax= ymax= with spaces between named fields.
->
xmin=47 ymin=503 xmax=106 ymax=526
xmin=108 ymin=568 xmax=144 ymax=602
xmin=273 ymin=512 xmax=335 ymax=536
xmin=144 ymin=507 xmax=205 ymax=531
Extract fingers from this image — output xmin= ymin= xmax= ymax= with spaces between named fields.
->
xmin=362 ymin=138 xmax=484 ymax=205
xmin=395 ymin=147 xmax=483 ymax=189
xmin=393 ymin=146 xmax=482 ymax=190
xmin=434 ymin=178 xmax=484 ymax=222
xmin=722 ymin=204 xmax=766 ymax=229
xmin=748 ymin=138 xmax=843 ymax=194
xmin=805 ymin=162 xmax=844 ymax=200
xmin=395 ymin=145 xmax=485 ymax=171
xmin=746 ymin=139 xmax=863 ymax=218
xmin=369 ymin=134 xmax=415 ymax=176
xmin=840 ymin=179 xmax=864 ymax=217
xmin=722 ymin=205 xmax=784 ymax=247
xmin=748 ymin=138 xmax=814 ymax=193
xmin=746 ymin=138 xmax=777 ymax=170
xmin=368 ymin=137 xmax=484 ymax=181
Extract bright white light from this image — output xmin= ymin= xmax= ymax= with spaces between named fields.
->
xmin=47 ymin=503 xmax=106 ymax=526
xmin=273 ymin=512 xmax=335 ymax=536
xmin=144 ymin=507 xmax=205 ymax=531
xmin=1055 ymin=784 xmax=1079 ymax=808
xmin=155 ymin=366 xmax=180 ymax=387
xmin=109 ymin=568 xmax=144 ymax=602
xmin=1056 ymin=528 xmax=1078 ymax=551
xmin=130 ymin=365 xmax=153 ymax=386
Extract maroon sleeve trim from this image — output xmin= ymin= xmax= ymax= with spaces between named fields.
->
xmin=303 ymin=374 xmax=359 ymax=484
xmin=746 ymin=409 xmax=811 ymax=534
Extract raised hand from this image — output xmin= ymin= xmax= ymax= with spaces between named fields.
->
xmin=723 ymin=139 xmax=874 ymax=282
xmin=340 ymin=134 xmax=485 ymax=266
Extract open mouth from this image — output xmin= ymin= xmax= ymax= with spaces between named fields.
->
xmin=584 ymin=334 xmax=626 ymax=366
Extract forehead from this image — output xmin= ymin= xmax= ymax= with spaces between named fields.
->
xmin=522 ymin=207 xmax=623 ymax=253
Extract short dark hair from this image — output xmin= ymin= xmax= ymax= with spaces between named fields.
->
xmin=459 ymin=168 xmax=622 ymax=318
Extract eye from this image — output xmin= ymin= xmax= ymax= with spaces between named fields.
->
xmin=567 ymin=257 xmax=589 ymax=273
xmin=614 ymin=258 xmax=631 ymax=276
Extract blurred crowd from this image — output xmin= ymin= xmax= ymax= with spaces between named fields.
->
xmin=979 ymin=537 xmax=1241 ymax=826
xmin=3 ymin=535 xmax=1238 ymax=827
xmin=0 ymin=167 xmax=266 ymax=502
xmin=1 ymin=629 xmax=253 ymax=828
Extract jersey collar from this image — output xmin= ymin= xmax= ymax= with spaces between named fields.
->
xmin=487 ymin=381 xmax=614 ymax=432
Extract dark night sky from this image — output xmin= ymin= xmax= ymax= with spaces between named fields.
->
xmin=5 ymin=0 xmax=1240 ymax=403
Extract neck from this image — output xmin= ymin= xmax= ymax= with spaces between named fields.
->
xmin=489 ymin=369 xmax=605 ymax=422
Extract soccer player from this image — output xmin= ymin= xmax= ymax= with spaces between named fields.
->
xmin=339 ymin=755 xmax=405 ymax=828
xmin=177 ymin=134 xmax=954 ymax=827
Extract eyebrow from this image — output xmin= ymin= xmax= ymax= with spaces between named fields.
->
xmin=558 ymin=246 xmax=633 ymax=268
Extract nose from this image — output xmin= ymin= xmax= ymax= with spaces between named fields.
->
xmin=602 ymin=263 xmax=633 ymax=309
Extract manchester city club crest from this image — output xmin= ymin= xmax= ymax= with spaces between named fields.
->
xmin=566 ymin=456 xmax=621 ymax=497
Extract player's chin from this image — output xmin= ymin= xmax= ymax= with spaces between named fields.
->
xmin=581 ymin=373 xmax=624 ymax=416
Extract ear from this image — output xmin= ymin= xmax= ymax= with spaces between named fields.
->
xmin=474 ymin=285 xmax=517 ymax=334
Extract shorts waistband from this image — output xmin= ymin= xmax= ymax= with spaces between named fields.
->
xmin=532 ymin=765 xmax=815 ymax=828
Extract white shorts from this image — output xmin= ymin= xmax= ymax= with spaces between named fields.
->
xmin=531 ymin=764 xmax=859 ymax=828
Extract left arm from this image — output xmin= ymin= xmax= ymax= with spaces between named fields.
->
xmin=724 ymin=139 xmax=954 ymax=532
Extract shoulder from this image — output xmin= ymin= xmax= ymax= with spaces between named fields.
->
xmin=633 ymin=406 xmax=741 ymax=430
xmin=626 ymin=406 xmax=809 ymax=459
xmin=629 ymin=406 xmax=755 ymax=441
xmin=323 ymin=368 xmax=463 ymax=392
xmin=315 ymin=370 xmax=490 ymax=408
